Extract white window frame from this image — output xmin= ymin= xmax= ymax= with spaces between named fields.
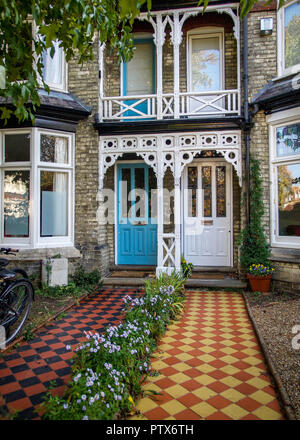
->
xmin=0 ymin=128 xmax=74 ymax=249
xmin=268 ymin=107 xmax=300 ymax=248
xmin=277 ymin=0 xmax=300 ymax=78
xmin=187 ymin=27 xmax=225 ymax=93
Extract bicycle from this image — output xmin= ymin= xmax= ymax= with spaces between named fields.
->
xmin=0 ymin=248 xmax=34 ymax=347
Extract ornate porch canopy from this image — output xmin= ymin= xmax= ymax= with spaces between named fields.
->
xmin=98 ymin=130 xmax=242 ymax=275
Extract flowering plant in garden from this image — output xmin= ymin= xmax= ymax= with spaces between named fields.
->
xmin=248 ymin=264 xmax=275 ymax=277
xmin=181 ymin=255 xmax=193 ymax=279
xmin=41 ymin=271 xmax=186 ymax=420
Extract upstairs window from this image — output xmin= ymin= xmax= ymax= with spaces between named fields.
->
xmin=42 ymin=40 xmax=67 ymax=92
xmin=187 ymin=28 xmax=224 ymax=115
xmin=278 ymin=0 xmax=300 ymax=76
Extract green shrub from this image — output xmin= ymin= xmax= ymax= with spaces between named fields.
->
xmin=71 ymin=265 xmax=102 ymax=288
xmin=37 ymin=266 xmax=102 ymax=299
xmin=238 ymin=158 xmax=271 ymax=270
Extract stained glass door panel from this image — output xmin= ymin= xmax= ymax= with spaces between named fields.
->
xmin=184 ymin=162 xmax=231 ymax=266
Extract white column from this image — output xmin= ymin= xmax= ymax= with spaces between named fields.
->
xmin=174 ymin=153 xmax=181 ymax=271
xmin=156 ymin=151 xmax=164 ymax=275
xmin=152 ymin=13 xmax=165 ymax=120
xmin=171 ymin=12 xmax=183 ymax=119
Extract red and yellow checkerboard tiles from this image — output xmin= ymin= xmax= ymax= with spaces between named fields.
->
xmin=130 ymin=291 xmax=284 ymax=420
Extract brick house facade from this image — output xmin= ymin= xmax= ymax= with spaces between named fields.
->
xmin=1 ymin=0 xmax=300 ymax=292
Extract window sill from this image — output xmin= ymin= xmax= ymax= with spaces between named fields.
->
xmin=272 ymin=69 xmax=300 ymax=83
xmin=3 ymin=246 xmax=81 ymax=261
xmin=270 ymin=246 xmax=300 ymax=264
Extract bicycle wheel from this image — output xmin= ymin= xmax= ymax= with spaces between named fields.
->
xmin=0 ymin=280 xmax=33 ymax=346
xmin=13 ymin=268 xmax=29 ymax=279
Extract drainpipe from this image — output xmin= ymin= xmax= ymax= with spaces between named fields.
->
xmin=243 ymin=15 xmax=251 ymax=225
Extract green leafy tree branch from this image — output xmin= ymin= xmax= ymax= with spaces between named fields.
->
xmin=0 ymin=0 xmax=287 ymax=123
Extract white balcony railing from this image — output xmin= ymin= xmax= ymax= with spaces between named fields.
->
xmin=100 ymin=89 xmax=240 ymax=121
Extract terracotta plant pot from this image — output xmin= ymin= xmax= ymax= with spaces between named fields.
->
xmin=247 ymin=274 xmax=272 ymax=293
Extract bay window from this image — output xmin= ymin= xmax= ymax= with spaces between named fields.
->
xmin=0 ymin=129 xmax=74 ymax=248
xmin=269 ymin=109 xmax=300 ymax=247
xmin=278 ymin=0 xmax=300 ymax=76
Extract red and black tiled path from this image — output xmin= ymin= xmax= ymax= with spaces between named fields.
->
xmin=131 ymin=291 xmax=284 ymax=420
xmin=0 ymin=288 xmax=141 ymax=420
xmin=0 ymin=288 xmax=284 ymax=420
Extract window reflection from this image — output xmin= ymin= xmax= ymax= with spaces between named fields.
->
xmin=4 ymin=171 xmax=30 ymax=237
xmin=278 ymin=163 xmax=300 ymax=236
xmin=284 ymin=1 xmax=300 ymax=70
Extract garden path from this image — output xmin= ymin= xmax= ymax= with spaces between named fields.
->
xmin=0 ymin=289 xmax=284 ymax=420
xmin=130 ymin=290 xmax=284 ymax=420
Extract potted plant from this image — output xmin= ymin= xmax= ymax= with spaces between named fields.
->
xmin=238 ymin=158 xmax=275 ymax=292
xmin=247 ymin=264 xmax=275 ymax=293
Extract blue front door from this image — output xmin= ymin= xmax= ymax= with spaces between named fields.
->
xmin=117 ymin=164 xmax=157 ymax=265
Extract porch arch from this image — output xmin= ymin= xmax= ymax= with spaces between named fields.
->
xmin=98 ymin=130 xmax=242 ymax=274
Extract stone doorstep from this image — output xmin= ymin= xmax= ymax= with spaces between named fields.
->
xmin=103 ymin=277 xmax=247 ymax=289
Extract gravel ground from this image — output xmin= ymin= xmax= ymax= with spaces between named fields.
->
xmin=245 ymin=291 xmax=300 ymax=419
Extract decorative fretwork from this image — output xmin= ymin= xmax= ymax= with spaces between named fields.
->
xmin=99 ymin=131 xmax=242 ymax=188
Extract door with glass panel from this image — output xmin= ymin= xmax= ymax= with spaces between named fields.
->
xmin=122 ymin=39 xmax=155 ymax=119
xmin=188 ymin=33 xmax=224 ymax=115
xmin=117 ymin=163 xmax=157 ymax=265
xmin=183 ymin=161 xmax=231 ymax=266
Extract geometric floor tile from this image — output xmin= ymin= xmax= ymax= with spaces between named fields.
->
xmin=0 ymin=289 xmax=285 ymax=420
xmin=129 ymin=291 xmax=285 ymax=420
xmin=0 ymin=287 xmax=142 ymax=420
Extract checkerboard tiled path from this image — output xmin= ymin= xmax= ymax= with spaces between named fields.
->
xmin=0 ymin=288 xmax=141 ymax=420
xmin=130 ymin=291 xmax=284 ymax=420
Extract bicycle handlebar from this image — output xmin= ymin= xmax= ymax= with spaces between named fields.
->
xmin=0 ymin=248 xmax=19 ymax=255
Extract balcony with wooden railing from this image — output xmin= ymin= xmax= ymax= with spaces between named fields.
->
xmin=99 ymin=89 xmax=240 ymax=121
xmin=98 ymin=4 xmax=241 ymax=125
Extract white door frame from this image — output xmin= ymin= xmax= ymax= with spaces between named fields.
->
xmin=181 ymin=158 xmax=233 ymax=267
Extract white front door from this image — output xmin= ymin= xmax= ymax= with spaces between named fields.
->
xmin=183 ymin=161 xmax=232 ymax=266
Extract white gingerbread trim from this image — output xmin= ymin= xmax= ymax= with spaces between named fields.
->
xmin=99 ymin=130 xmax=242 ymax=188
